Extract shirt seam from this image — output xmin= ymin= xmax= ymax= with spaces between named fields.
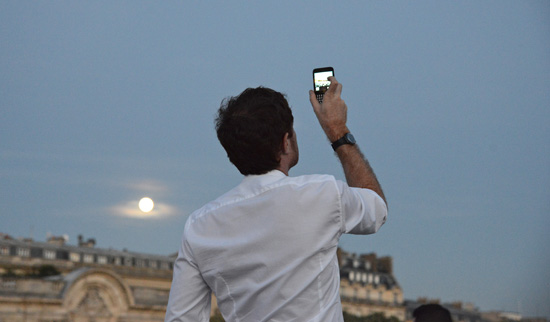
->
xmin=331 ymin=179 xmax=346 ymax=238
xmin=217 ymin=272 xmax=240 ymax=322
xmin=190 ymin=175 xmax=337 ymax=223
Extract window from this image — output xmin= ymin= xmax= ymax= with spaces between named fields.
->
xmin=70 ymin=252 xmax=81 ymax=262
xmin=17 ymin=247 xmax=30 ymax=257
xmin=44 ymin=249 xmax=56 ymax=260
xmin=135 ymin=259 xmax=146 ymax=267
xmin=114 ymin=257 xmax=121 ymax=265
xmin=0 ymin=246 xmax=9 ymax=256
xmin=97 ymin=256 xmax=107 ymax=264
xmin=83 ymin=254 xmax=94 ymax=263
xmin=124 ymin=257 xmax=133 ymax=266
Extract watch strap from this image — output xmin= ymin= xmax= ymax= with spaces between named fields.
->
xmin=331 ymin=133 xmax=356 ymax=151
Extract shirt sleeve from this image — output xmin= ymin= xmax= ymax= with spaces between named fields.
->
xmin=337 ymin=180 xmax=388 ymax=235
xmin=165 ymin=234 xmax=212 ymax=322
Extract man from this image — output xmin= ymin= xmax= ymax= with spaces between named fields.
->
xmin=165 ymin=77 xmax=387 ymax=322
xmin=413 ymin=304 xmax=453 ymax=322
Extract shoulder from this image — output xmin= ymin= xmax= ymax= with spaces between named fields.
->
xmin=285 ymin=173 xmax=337 ymax=186
xmin=185 ymin=197 xmax=226 ymax=228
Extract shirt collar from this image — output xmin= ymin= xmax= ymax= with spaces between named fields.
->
xmin=242 ymin=169 xmax=287 ymax=185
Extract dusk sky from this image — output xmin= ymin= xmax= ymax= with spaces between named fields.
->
xmin=1 ymin=1 xmax=549 ymax=319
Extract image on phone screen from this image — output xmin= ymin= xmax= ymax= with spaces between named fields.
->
xmin=313 ymin=67 xmax=334 ymax=103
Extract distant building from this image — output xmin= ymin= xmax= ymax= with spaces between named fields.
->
xmin=0 ymin=233 xmax=175 ymax=321
xmin=0 ymin=234 xmax=174 ymax=273
xmin=1 ymin=232 xmax=409 ymax=321
xmin=338 ymin=249 xmax=406 ymax=321
xmin=520 ymin=318 xmax=550 ymax=322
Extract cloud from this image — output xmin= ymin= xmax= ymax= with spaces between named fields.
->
xmin=108 ymin=199 xmax=177 ymax=219
xmin=124 ymin=180 xmax=170 ymax=194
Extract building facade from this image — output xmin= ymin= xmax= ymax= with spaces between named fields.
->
xmin=0 ymin=234 xmax=174 ymax=321
xmin=338 ymin=249 xmax=406 ymax=321
xmin=1 ymin=233 xmax=407 ymax=321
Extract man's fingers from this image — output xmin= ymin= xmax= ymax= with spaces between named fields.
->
xmin=326 ymin=76 xmax=342 ymax=98
xmin=309 ymin=90 xmax=320 ymax=110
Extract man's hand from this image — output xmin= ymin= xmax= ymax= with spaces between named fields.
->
xmin=308 ymin=76 xmax=387 ymax=205
xmin=309 ymin=76 xmax=349 ymax=142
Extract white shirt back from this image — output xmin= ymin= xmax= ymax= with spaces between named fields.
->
xmin=165 ymin=170 xmax=387 ymax=322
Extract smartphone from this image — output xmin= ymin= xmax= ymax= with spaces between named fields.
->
xmin=312 ymin=67 xmax=334 ymax=103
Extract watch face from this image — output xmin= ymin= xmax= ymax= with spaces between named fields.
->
xmin=331 ymin=133 xmax=356 ymax=151
xmin=346 ymin=133 xmax=356 ymax=144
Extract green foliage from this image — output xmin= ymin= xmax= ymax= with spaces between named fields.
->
xmin=210 ymin=311 xmax=225 ymax=322
xmin=1 ymin=265 xmax=60 ymax=278
xmin=208 ymin=310 xmax=399 ymax=322
xmin=1 ymin=268 xmax=17 ymax=277
xmin=30 ymin=265 xmax=60 ymax=277
xmin=343 ymin=311 xmax=400 ymax=322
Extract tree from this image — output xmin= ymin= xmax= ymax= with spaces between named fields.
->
xmin=210 ymin=309 xmax=225 ymax=322
xmin=343 ymin=311 xmax=400 ymax=322
xmin=209 ymin=310 xmax=400 ymax=322
xmin=29 ymin=265 xmax=60 ymax=277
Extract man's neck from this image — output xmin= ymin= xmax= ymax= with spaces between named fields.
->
xmin=275 ymin=165 xmax=289 ymax=176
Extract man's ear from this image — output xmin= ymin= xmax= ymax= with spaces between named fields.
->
xmin=281 ymin=132 xmax=291 ymax=155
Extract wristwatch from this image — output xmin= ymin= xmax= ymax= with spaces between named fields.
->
xmin=331 ymin=133 xmax=356 ymax=151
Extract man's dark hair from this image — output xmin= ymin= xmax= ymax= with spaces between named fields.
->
xmin=215 ymin=87 xmax=294 ymax=175
xmin=413 ymin=304 xmax=453 ymax=322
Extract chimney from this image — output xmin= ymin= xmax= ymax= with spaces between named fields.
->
xmin=78 ymin=235 xmax=96 ymax=248
xmin=47 ymin=235 xmax=66 ymax=246
xmin=360 ymin=253 xmax=377 ymax=272
xmin=377 ymin=256 xmax=393 ymax=274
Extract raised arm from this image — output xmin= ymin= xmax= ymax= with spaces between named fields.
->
xmin=309 ymin=76 xmax=386 ymax=205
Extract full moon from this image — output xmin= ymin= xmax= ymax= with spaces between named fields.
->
xmin=138 ymin=197 xmax=154 ymax=213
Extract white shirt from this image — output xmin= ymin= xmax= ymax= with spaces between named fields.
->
xmin=165 ymin=170 xmax=387 ymax=322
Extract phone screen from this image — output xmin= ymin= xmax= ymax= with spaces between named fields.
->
xmin=313 ymin=67 xmax=334 ymax=102
xmin=314 ymin=70 xmax=334 ymax=94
